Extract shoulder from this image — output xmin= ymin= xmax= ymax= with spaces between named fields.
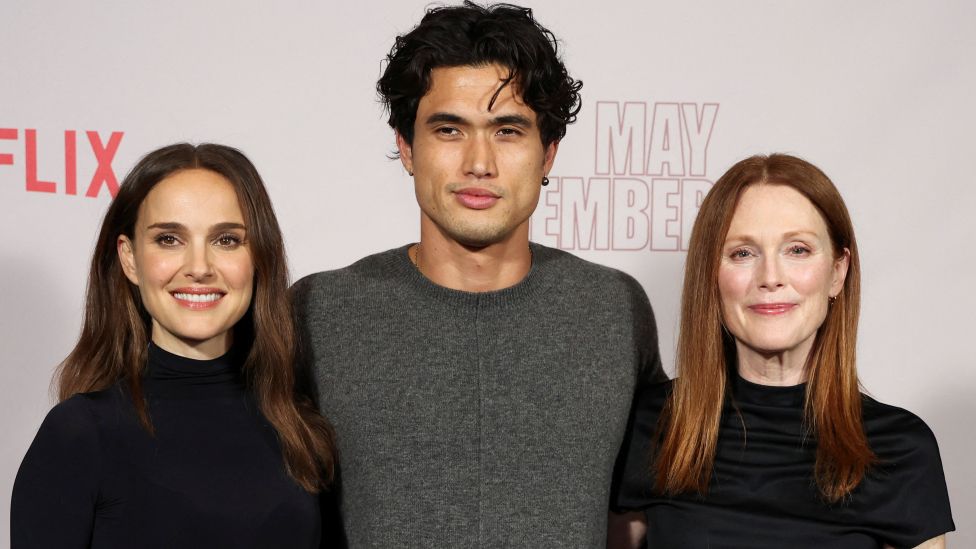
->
xmin=39 ymin=395 xmax=98 ymax=439
xmin=531 ymin=243 xmax=649 ymax=304
xmin=862 ymin=395 xmax=941 ymax=458
xmin=40 ymin=386 xmax=130 ymax=440
xmin=291 ymin=246 xmax=409 ymax=307
xmin=861 ymin=395 xmax=950 ymax=495
xmin=24 ymin=390 xmax=121 ymax=461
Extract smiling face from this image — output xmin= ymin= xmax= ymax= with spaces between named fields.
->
xmin=718 ymin=184 xmax=849 ymax=364
xmin=118 ymin=168 xmax=254 ymax=359
xmin=397 ymin=64 xmax=558 ymax=248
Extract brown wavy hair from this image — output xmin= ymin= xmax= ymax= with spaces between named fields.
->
xmin=655 ymin=153 xmax=875 ymax=502
xmin=55 ymin=143 xmax=335 ymax=492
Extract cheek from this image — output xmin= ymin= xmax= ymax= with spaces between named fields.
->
xmin=717 ymin=265 xmax=752 ymax=307
xmin=514 ymin=183 xmax=542 ymax=211
xmin=222 ymin=254 xmax=255 ymax=292
xmin=787 ymin=262 xmax=834 ymax=297
xmin=135 ymin=249 xmax=180 ymax=285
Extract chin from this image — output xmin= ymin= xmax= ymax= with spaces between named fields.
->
xmin=742 ymin=335 xmax=810 ymax=357
xmin=445 ymin=225 xmax=512 ymax=248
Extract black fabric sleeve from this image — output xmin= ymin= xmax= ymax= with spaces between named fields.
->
xmin=11 ymin=396 xmax=101 ymax=548
xmin=861 ymin=403 xmax=955 ymax=548
xmin=609 ymin=381 xmax=671 ymax=513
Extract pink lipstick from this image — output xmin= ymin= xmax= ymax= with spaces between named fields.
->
xmin=748 ymin=303 xmax=797 ymax=315
xmin=170 ymin=287 xmax=226 ymax=310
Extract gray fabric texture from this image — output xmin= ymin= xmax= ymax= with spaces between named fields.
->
xmin=292 ymin=243 xmax=664 ymax=548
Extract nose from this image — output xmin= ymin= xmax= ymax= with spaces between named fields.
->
xmin=184 ymin=241 xmax=214 ymax=281
xmin=757 ymin=255 xmax=785 ymax=291
xmin=463 ymin=133 xmax=497 ymax=179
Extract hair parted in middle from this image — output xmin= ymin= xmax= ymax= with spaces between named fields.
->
xmin=654 ymin=153 xmax=876 ymax=503
xmin=56 ymin=143 xmax=335 ymax=493
xmin=377 ymin=1 xmax=582 ymax=152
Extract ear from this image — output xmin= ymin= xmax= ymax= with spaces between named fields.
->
xmin=395 ymin=131 xmax=414 ymax=175
xmin=830 ymin=247 xmax=850 ymax=298
xmin=542 ymin=140 xmax=559 ymax=175
xmin=118 ymin=235 xmax=140 ymax=285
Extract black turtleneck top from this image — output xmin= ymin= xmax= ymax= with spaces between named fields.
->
xmin=11 ymin=344 xmax=320 ymax=548
xmin=613 ymin=376 xmax=954 ymax=549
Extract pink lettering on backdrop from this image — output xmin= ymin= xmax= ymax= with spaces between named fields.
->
xmin=531 ymin=101 xmax=720 ymax=251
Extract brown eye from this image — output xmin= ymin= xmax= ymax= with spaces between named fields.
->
xmin=154 ymin=234 xmax=180 ymax=247
xmin=215 ymin=234 xmax=243 ymax=247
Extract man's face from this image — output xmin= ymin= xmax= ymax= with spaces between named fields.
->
xmin=397 ymin=64 xmax=557 ymax=248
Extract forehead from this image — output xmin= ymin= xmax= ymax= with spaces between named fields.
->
xmin=139 ymin=169 xmax=243 ymax=224
xmin=726 ymin=184 xmax=829 ymax=239
xmin=419 ymin=64 xmax=533 ymax=116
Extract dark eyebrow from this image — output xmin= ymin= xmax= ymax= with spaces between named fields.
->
xmin=146 ymin=222 xmax=185 ymax=231
xmin=490 ymin=114 xmax=533 ymax=128
xmin=425 ymin=112 xmax=465 ymax=126
xmin=424 ymin=112 xmax=534 ymax=129
xmin=146 ymin=222 xmax=246 ymax=232
xmin=211 ymin=222 xmax=247 ymax=233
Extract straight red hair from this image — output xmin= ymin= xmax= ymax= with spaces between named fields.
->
xmin=655 ymin=153 xmax=876 ymax=502
xmin=56 ymin=143 xmax=335 ymax=493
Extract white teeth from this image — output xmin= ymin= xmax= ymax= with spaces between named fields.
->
xmin=173 ymin=292 xmax=223 ymax=303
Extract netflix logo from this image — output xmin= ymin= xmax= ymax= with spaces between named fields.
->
xmin=0 ymin=128 xmax=124 ymax=198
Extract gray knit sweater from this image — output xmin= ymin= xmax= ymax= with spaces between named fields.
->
xmin=292 ymin=243 xmax=664 ymax=548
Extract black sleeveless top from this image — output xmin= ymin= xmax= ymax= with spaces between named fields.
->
xmin=12 ymin=343 xmax=320 ymax=548
xmin=613 ymin=376 xmax=954 ymax=548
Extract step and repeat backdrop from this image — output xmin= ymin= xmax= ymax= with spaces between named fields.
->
xmin=2 ymin=1 xmax=973 ymax=544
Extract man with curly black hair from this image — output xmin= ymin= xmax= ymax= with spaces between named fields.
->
xmin=293 ymin=3 xmax=665 ymax=547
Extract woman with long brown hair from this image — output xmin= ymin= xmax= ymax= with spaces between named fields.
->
xmin=11 ymin=143 xmax=335 ymax=548
xmin=611 ymin=154 xmax=953 ymax=548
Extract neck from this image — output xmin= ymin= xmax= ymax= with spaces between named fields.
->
xmin=414 ymin=222 xmax=532 ymax=292
xmin=151 ymin=324 xmax=232 ymax=361
xmin=734 ymin=338 xmax=814 ymax=386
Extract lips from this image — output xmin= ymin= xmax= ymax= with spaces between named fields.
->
xmin=453 ymin=187 xmax=500 ymax=210
xmin=748 ymin=303 xmax=797 ymax=315
xmin=170 ymin=288 xmax=226 ymax=310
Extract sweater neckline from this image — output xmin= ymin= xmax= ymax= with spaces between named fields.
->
xmin=731 ymin=373 xmax=806 ymax=408
xmin=389 ymin=242 xmax=556 ymax=307
xmin=146 ymin=342 xmax=243 ymax=388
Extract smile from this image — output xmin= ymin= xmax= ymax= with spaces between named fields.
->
xmin=173 ymin=292 xmax=223 ymax=303
xmin=748 ymin=303 xmax=797 ymax=315
xmin=171 ymin=289 xmax=226 ymax=310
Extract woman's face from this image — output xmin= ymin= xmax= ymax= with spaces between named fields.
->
xmin=717 ymin=184 xmax=848 ymax=361
xmin=118 ymin=169 xmax=254 ymax=359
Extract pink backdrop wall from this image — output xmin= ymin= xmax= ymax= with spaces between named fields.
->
xmin=2 ymin=1 xmax=973 ymax=545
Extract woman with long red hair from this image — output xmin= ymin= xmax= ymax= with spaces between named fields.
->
xmin=11 ymin=143 xmax=335 ymax=548
xmin=611 ymin=154 xmax=953 ymax=548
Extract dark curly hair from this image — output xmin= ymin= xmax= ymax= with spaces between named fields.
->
xmin=377 ymin=1 xmax=582 ymax=153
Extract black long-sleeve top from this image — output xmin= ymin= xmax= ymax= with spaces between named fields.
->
xmin=11 ymin=343 xmax=320 ymax=548
xmin=613 ymin=376 xmax=955 ymax=548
